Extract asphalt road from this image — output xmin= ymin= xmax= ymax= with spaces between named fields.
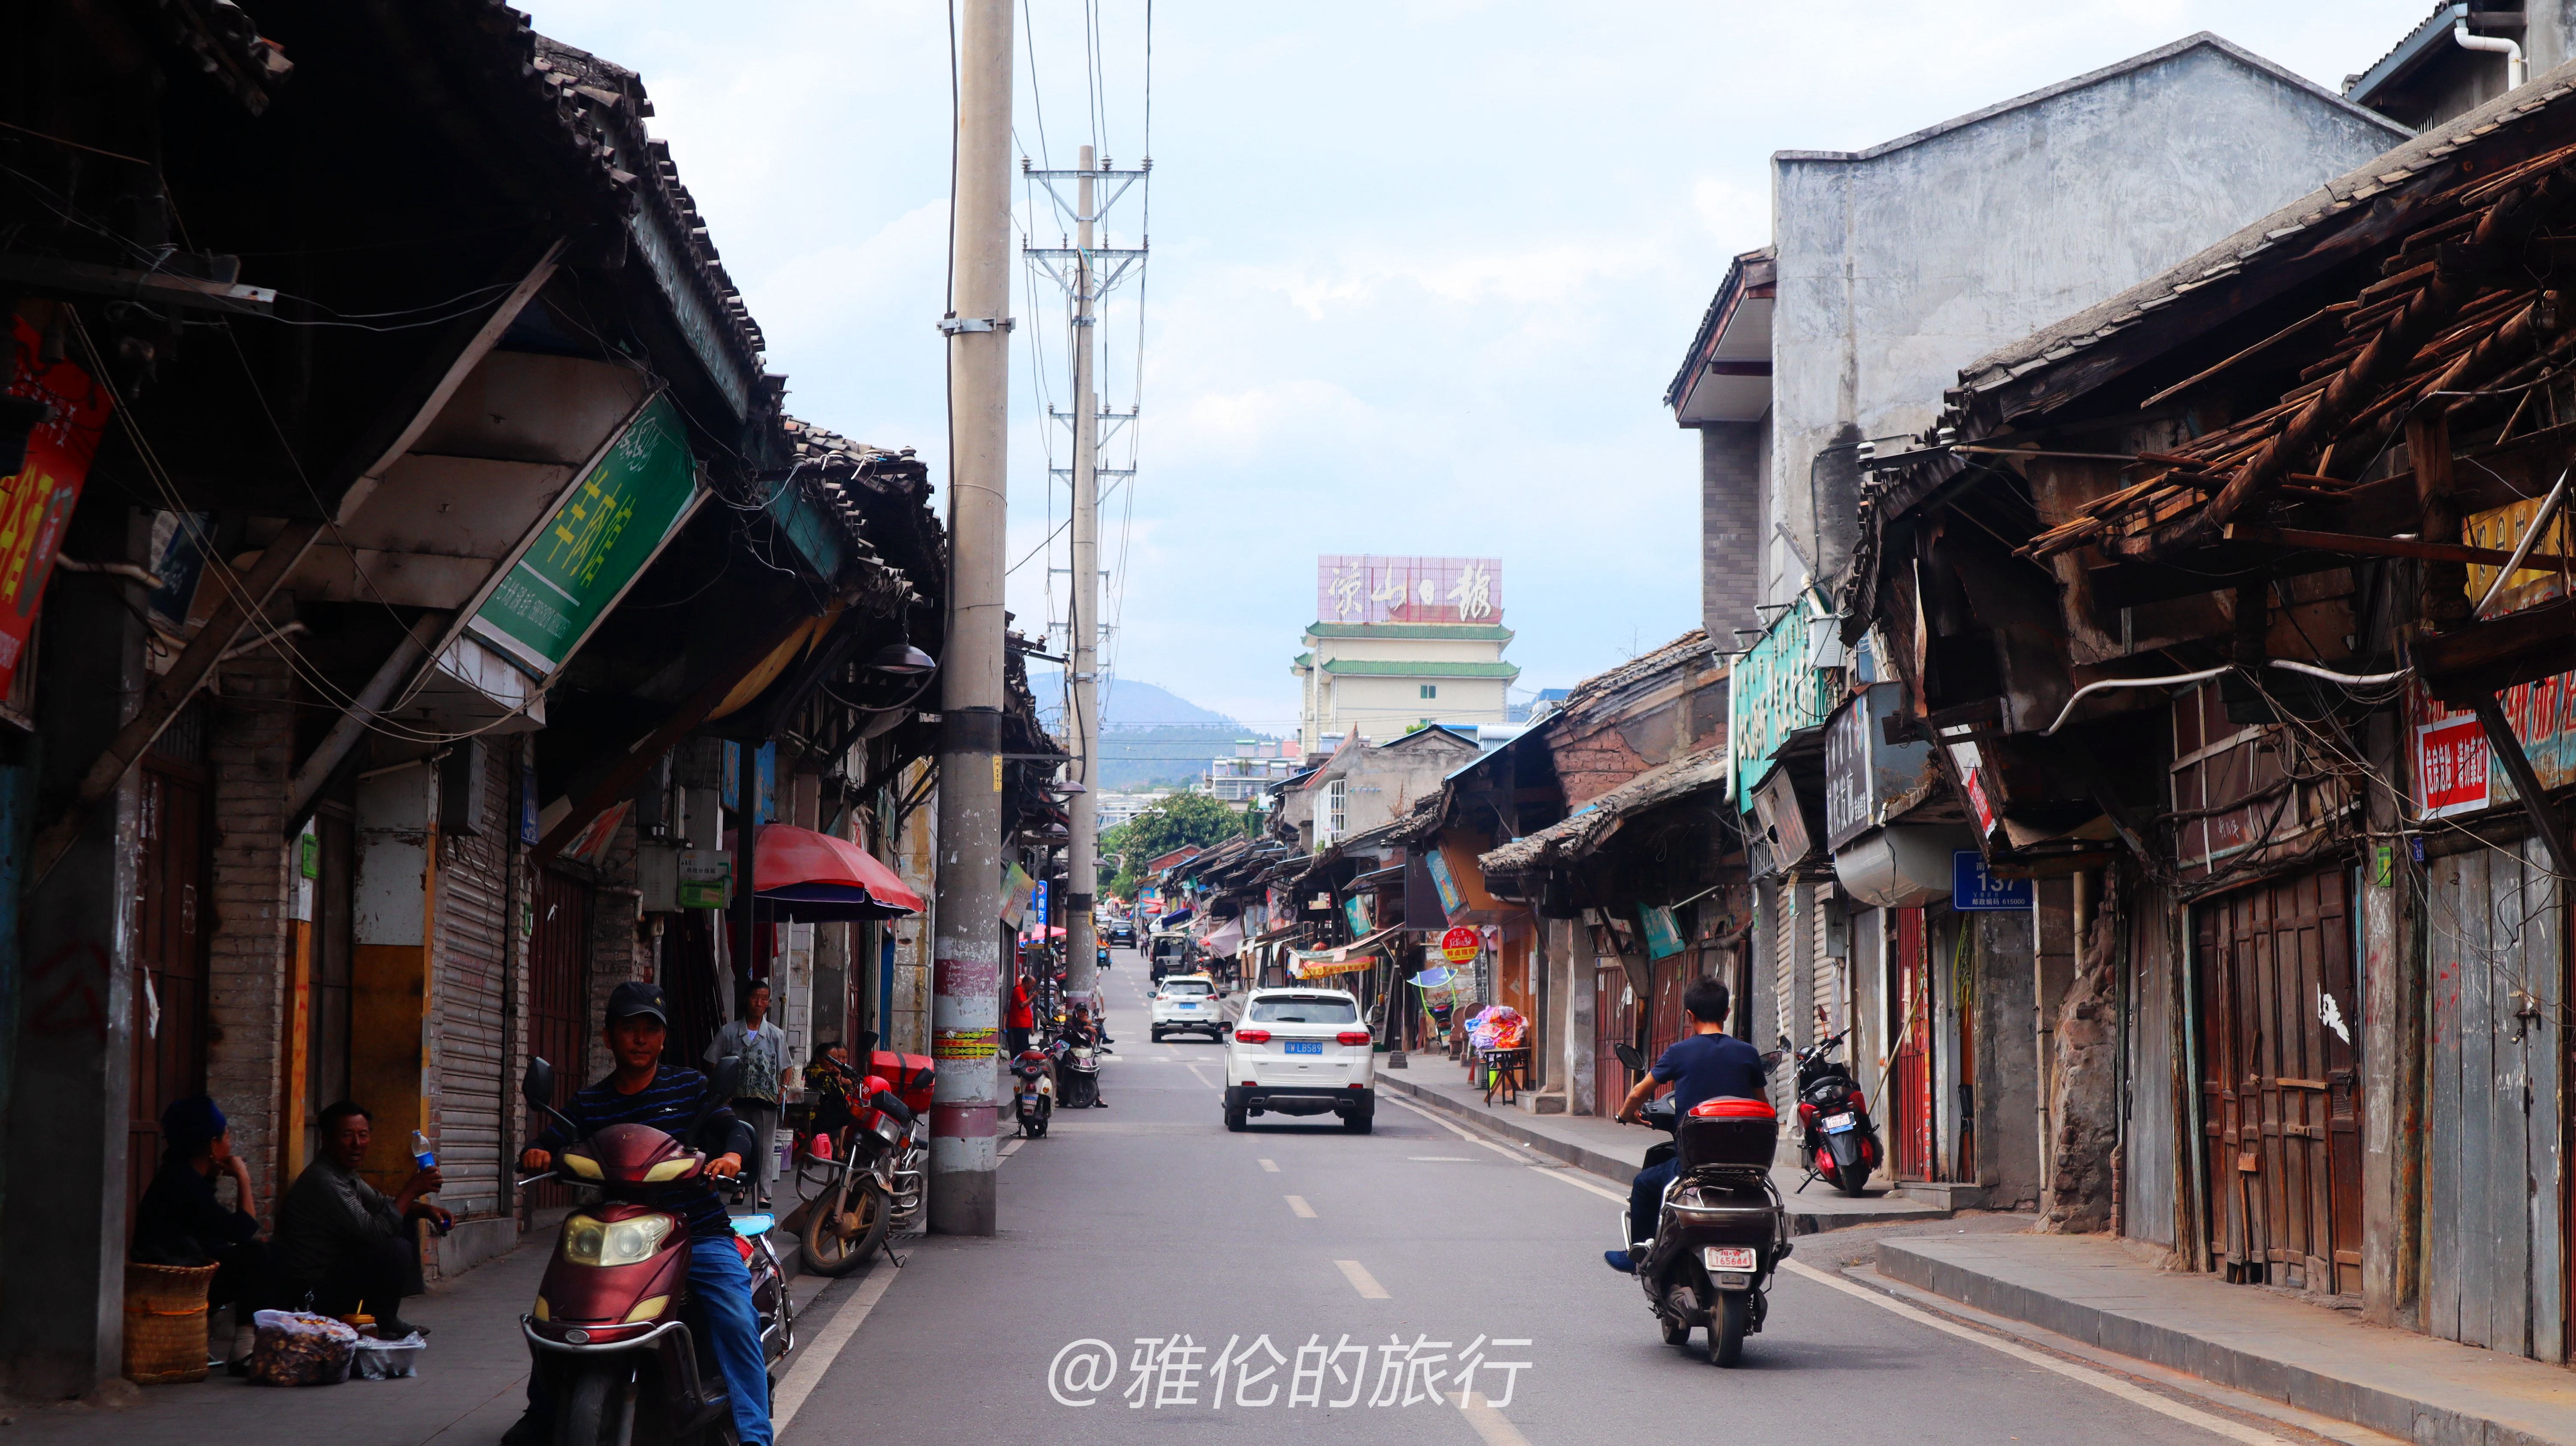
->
xmin=779 ymin=950 xmax=2298 ymax=1445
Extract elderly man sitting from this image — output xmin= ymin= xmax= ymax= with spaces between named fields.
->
xmin=270 ymin=1101 xmax=450 ymax=1338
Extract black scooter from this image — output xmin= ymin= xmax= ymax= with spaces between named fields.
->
xmin=1611 ymin=1043 xmax=1789 ymax=1367
xmin=1787 ymin=1029 xmax=1881 ymax=1196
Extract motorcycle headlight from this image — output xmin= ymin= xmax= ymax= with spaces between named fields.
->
xmin=561 ymin=1213 xmax=674 ymax=1267
xmin=873 ymin=1114 xmax=904 ymax=1145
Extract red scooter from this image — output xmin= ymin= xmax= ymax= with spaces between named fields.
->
xmin=515 ymin=1057 xmax=793 ymax=1446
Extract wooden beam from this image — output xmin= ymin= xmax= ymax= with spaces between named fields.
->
xmin=2411 ymin=594 xmax=2576 ymax=705
xmin=2470 ymin=693 xmax=2576 ymax=879
xmin=2407 ymin=413 xmax=2473 ymax=630
xmin=2224 ymin=523 xmax=2576 ymax=573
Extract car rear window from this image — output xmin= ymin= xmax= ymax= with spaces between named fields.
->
xmin=1246 ymin=996 xmax=1359 ymax=1024
xmin=1163 ymin=980 xmax=1213 ymax=996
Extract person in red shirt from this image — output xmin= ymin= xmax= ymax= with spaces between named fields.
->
xmin=1008 ymin=972 xmax=1036 ymax=1057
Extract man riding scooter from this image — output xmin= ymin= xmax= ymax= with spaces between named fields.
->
xmin=502 ymin=982 xmax=768 ymax=1446
xmin=1604 ymin=979 xmax=1768 ymax=1273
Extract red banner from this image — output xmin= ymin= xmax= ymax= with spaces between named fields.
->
xmin=0 ymin=317 xmax=113 ymax=701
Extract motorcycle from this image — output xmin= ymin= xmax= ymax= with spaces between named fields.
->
xmin=1611 ymin=1042 xmax=1790 ymax=1367
xmin=1786 ymin=1029 xmax=1881 ymax=1196
xmin=1011 ymin=1045 xmax=1056 ymax=1137
xmin=514 ymin=1055 xmax=793 ymax=1446
xmin=1053 ymin=1018 xmax=1106 ymax=1109
xmin=796 ymin=1034 xmax=933 ymax=1276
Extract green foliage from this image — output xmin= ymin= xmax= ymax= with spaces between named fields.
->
xmin=1102 ymin=792 xmax=1256 ymax=898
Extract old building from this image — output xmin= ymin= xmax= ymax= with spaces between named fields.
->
xmin=1293 ymin=555 xmax=1516 ymax=752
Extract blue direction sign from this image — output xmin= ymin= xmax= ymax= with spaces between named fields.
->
xmin=1953 ymin=851 xmax=2033 ymax=911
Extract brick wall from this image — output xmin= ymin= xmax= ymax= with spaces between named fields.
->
xmin=584 ymin=814 xmax=647 ymax=1084
xmin=1701 ymin=422 xmax=1763 ymax=648
xmin=204 ymin=648 xmax=296 ymax=1223
xmin=1549 ymin=721 xmax=1651 ymax=808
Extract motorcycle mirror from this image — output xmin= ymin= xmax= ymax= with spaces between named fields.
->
xmin=1761 ymin=1049 xmax=1787 ymax=1067
xmin=522 ymin=1057 xmax=555 ymax=1112
xmin=851 ymin=1030 xmax=880 ymax=1062
xmin=695 ymin=1055 xmax=745 ymax=1135
xmin=1612 ymin=1042 xmax=1646 ymax=1072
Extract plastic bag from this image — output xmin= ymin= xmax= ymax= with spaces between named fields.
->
xmin=249 ymin=1309 xmax=358 ymax=1386
xmin=353 ymin=1332 xmax=426 ymax=1380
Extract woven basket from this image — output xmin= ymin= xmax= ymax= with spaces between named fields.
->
xmin=123 ymin=1261 xmax=218 ymax=1385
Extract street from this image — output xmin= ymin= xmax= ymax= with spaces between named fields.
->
xmin=778 ymin=952 xmax=2299 ymax=1445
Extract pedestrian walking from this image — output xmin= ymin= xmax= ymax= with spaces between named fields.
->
xmin=705 ymin=979 xmax=792 ymax=1209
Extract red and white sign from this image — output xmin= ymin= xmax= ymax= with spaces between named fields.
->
xmin=1440 ymin=925 xmax=1480 ymax=964
xmin=0 ymin=316 xmax=112 ymax=702
xmin=2416 ymin=713 xmax=2491 ymax=819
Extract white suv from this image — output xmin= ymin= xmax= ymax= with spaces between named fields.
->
xmin=1222 ymin=987 xmax=1376 ymax=1133
xmin=1149 ymin=974 xmax=1228 ymax=1042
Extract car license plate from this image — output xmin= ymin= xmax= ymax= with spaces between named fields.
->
xmin=1703 ymin=1246 xmax=1757 ymax=1272
xmin=1284 ymin=1040 xmax=1322 ymax=1056
xmin=1824 ymin=1112 xmax=1856 ymax=1133
xmin=1177 ymin=1002 xmax=1198 ymax=1010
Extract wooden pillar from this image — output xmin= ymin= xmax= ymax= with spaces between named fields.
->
xmin=2409 ymin=413 xmax=2474 ymax=630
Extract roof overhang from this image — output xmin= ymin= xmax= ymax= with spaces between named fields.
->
xmin=2346 ymin=4 xmax=2473 ymax=110
xmin=1669 ymin=248 xmax=1775 ymax=425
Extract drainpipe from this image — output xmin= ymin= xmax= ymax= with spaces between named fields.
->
xmin=2456 ymin=17 xmax=2527 ymax=91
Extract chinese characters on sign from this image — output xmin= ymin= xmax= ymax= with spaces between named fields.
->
xmin=1951 ymin=851 xmax=2032 ymax=911
xmin=1316 ymin=556 xmax=1503 ymax=625
xmin=2410 ymin=674 xmax=2576 ymax=820
xmin=1726 ymin=594 xmax=1832 ymax=810
xmin=0 ymin=316 xmax=113 ymax=705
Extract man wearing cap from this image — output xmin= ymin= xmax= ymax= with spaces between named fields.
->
xmin=505 ymin=981 xmax=766 ymax=1446
xmin=132 ymin=1095 xmax=267 ymax=1370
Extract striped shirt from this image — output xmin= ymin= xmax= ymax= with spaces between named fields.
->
xmin=536 ymin=1064 xmax=753 ymax=1239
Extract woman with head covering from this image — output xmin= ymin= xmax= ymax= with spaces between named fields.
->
xmin=131 ymin=1095 xmax=267 ymax=1370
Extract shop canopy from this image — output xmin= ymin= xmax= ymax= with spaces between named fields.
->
xmin=1201 ymin=917 xmax=1245 ymax=955
xmin=1290 ymin=923 xmax=1406 ymax=980
xmin=748 ymin=823 xmax=925 ymax=921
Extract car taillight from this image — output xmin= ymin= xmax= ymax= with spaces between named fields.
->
xmin=1234 ymin=1028 xmax=1271 ymax=1044
xmin=1798 ymin=1101 xmax=1819 ymax=1126
xmin=1335 ymin=1030 xmax=1370 ymax=1046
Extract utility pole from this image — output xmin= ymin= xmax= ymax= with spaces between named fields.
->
xmin=1025 ymin=147 xmax=1148 ymax=1003
xmin=1065 ymin=144 xmax=1102 ymax=1002
xmin=930 ymin=0 xmax=1012 ymax=1238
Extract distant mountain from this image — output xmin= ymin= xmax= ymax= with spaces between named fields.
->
xmin=1029 ymin=671 xmax=1239 ymax=729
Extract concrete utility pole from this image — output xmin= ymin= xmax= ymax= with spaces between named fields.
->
xmin=1065 ymin=143 xmax=1102 ymax=1003
xmin=930 ymin=0 xmax=1013 ymax=1238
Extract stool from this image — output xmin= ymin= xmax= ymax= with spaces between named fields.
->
xmin=1479 ymin=1047 xmax=1527 ymax=1105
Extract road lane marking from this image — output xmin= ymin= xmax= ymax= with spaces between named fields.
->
xmin=1334 ymin=1259 xmax=1389 ymax=1298
xmin=1182 ymin=1062 xmax=1218 ymax=1090
xmin=1781 ymin=1260 xmax=2293 ymax=1446
xmin=773 ymin=1261 xmax=903 ymax=1436
xmin=1531 ymin=1165 xmax=1625 ymax=1203
xmin=1407 ymin=1155 xmax=1473 ymax=1161
xmin=998 ymin=1138 xmax=1024 ymax=1159
xmin=1380 ymin=1094 xmax=1526 ymax=1159
xmin=1453 ymin=1391 xmax=1535 ymax=1446
xmin=1285 ymin=1194 xmax=1317 ymax=1218
xmin=1258 ymin=1158 xmax=1280 ymax=1172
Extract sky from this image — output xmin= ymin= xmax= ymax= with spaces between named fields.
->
xmin=518 ymin=0 xmax=2438 ymax=734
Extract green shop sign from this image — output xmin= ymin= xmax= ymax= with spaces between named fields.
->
xmin=469 ymin=392 xmax=704 ymax=679
xmin=1726 ymin=591 xmax=1833 ymax=811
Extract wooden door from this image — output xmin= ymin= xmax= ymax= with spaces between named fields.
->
xmin=1891 ymin=907 xmax=1936 ymax=1179
xmin=526 ymin=871 xmax=591 ymax=1209
xmin=128 ymin=754 xmax=209 ymax=1235
xmin=1647 ymin=957 xmax=1687 ymax=1063
xmin=303 ymin=809 xmax=355 ymax=1170
xmin=2195 ymin=868 xmax=2360 ymax=1294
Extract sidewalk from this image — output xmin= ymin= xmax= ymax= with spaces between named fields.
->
xmin=1373 ymin=1060 xmax=1956 ymax=1236
xmin=1878 ymin=1233 xmax=2576 ymax=1446
xmin=8 ymin=1224 xmax=842 ymax=1445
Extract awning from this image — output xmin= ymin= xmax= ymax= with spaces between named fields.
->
xmin=745 ymin=823 xmax=925 ymax=921
xmin=1155 ymin=907 xmax=1194 ymax=930
xmin=1202 ymin=918 xmax=1245 ymax=955
xmin=1289 ymin=924 xmax=1406 ymax=980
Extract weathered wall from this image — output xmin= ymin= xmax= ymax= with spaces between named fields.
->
xmin=1763 ymin=39 xmax=2407 ymax=607
xmin=205 ymin=646 xmax=296 ymax=1225
xmin=1700 ymin=419 xmax=1766 ymax=649
xmin=1975 ymin=910 xmax=2040 ymax=1211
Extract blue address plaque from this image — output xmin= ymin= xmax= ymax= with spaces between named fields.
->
xmin=1952 ymin=851 xmax=2033 ymax=911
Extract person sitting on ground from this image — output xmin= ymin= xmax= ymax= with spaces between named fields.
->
xmin=131 ymin=1095 xmax=267 ymax=1371
xmin=1604 ymin=978 xmax=1768 ymax=1274
xmin=270 ymin=1100 xmax=451 ymax=1337
xmin=507 ymin=981 xmax=764 ymax=1446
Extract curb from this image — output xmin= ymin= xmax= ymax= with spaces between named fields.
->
xmin=1878 ymin=1240 xmax=2576 ymax=1446
xmin=1376 ymin=1072 xmax=1953 ymax=1237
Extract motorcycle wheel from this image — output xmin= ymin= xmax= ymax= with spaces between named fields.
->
xmin=555 ymin=1361 xmax=636 ymax=1446
xmin=800 ymin=1174 xmax=890 ymax=1277
xmin=1710 ymin=1291 xmax=1750 ymax=1367
xmin=1834 ymin=1160 xmax=1871 ymax=1195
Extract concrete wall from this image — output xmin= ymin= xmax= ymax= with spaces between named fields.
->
xmin=1700 ymin=419 xmax=1767 ymax=649
xmin=1762 ymin=40 xmax=2407 ymax=607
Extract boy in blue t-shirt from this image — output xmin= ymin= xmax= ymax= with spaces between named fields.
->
xmin=1605 ymin=978 xmax=1768 ymax=1270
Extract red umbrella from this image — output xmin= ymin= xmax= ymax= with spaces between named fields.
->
xmin=746 ymin=823 xmax=924 ymax=920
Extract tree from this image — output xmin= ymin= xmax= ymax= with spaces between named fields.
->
xmin=1104 ymin=792 xmax=1252 ymax=897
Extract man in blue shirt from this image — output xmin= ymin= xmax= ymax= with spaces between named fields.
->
xmin=1604 ymin=978 xmax=1768 ymax=1272
xmin=504 ymin=982 xmax=768 ymax=1446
